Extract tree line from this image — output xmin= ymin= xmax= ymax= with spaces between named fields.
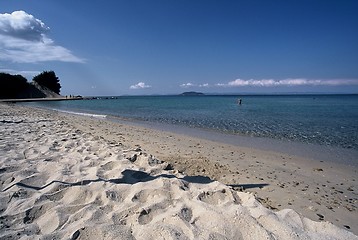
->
xmin=0 ymin=71 xmax=61 ymax=99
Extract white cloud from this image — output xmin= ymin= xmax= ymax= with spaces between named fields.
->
xmin=180 ymin=82 xmax=210 ymax=88
xmin=130 ymin=82 xmax=151 ymax=89
xmin=217 ymin=78 xmax=358 ymax=87
xmin=0 ymin=11 xmax=84 ymax=63
xmin=0 ymin=10 xmax=49 ymax=41
xmin=179 ymin=78 xmax=358 ymax=89
xmin=180 ymin=82 xmax=195 ymax=88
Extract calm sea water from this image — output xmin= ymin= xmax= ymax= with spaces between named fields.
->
xmin=25 ymin=95 xmax=358 ymax=150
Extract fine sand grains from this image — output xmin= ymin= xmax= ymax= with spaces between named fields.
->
xmin=67 ymin=109 xmax=357 ymax=234
xmin=0 ymin=103 xmax=357 ymax=239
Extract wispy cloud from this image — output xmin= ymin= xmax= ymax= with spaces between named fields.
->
xmin=0 ymin=68 xmax=40 ymax=79
xmin=130 ymin=82 xmax=151 ymax=89
xmin=180 ymin=78 xmax=358 ymax=89
xmin=218 ymin=78 xmax=358 ymax=87
xmin=180 ymin=82 xmax=209 ymax=88
xmin=0 ymin=10 xmax=84 ymax=63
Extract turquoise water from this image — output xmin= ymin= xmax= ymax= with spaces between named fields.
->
xmin=26 ymin=94 xmax=358 ymax=150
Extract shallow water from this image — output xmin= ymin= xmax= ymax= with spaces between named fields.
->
xmin=25 ymin=94 xmax=358 ymax=151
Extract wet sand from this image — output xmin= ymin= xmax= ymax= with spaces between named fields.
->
xmin=71 ymin=108 xmax=358 ymax=233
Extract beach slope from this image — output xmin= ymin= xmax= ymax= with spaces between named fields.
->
xmin=0 ymin=104 xmax=356 ymax=239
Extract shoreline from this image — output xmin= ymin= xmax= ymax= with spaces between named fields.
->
xmin=68 ymin=109 xmax=358 ymax=232
xmin=27 ymin=104 xmax=358 ymax=231
xmin=105 ymin=115 xmax=358 ymax=166
xmin=0 ymin=97 xmax=83 ymax=103
xmin=1 ymin=103 xmax=357 ymax=238
xmin=21 ymin=102 xmax=358 ymax=165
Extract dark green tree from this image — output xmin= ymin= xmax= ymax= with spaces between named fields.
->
xmin=0 ymin=73 xmax=29 ymax=99
xmin=33 ymin=71 xmax=61 ymax=94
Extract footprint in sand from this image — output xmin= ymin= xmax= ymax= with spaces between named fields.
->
xmin=35 ymin=185 xmax=69 ymax=202
xmin=138 ymin=208 xmax=153 ymax=225
xmin=105 ymin=190 xmax=123 ymax=202
xmin=100 ymin=161 xmax=120 ymax=171
xmin=179 ymin=207 xmax=192 ymax=222
xmin=0 ymin=166 xmax=21 ymax=175
xmin=198 ymin=189 xmax=237 ymax=205
xmin=131 ymin=187 xmax=173 ymax=225
xmin=96 ymin=161 xmax=122 ymax=179
xmin=70 ymin=225 xmax=133 ymax=240
xmin=23 ymin=203 xmax=55 ymax=224
xmin=131 ymin=188 xmax=170 ymax=203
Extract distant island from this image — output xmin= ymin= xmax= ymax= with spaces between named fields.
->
xmin=180 ymin=91 xmax=205 ymax=96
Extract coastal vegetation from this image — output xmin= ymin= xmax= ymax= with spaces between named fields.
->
xmin=0 ymin=71 xmax=61 ymax=99
xmin=33 ymin=71 xmax=61 ymax=94
xmin=0 ymin=73 xmax=29 ymax=99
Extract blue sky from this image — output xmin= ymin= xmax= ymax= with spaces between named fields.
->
xmin=1 ymin=1 xmax=358 ymax=95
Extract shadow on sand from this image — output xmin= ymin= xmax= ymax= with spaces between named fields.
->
xmin=228 ymin=183 xmax=269 ymax=190
xmin=2 ymin=169 xmax=268 ymax=192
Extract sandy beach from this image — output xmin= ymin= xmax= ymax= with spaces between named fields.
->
xmin=0 ymin=103 xmax=357 ymax=239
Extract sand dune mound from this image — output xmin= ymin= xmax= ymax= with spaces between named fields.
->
xmin=0 ymin=104 xmax=356 ymax=240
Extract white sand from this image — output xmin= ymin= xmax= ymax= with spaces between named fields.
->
xmin=0 ymin=103 xmax=357 ymax=239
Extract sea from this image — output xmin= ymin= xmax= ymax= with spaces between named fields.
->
xmin=24 ymin=94 xmax=358 ymax=164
